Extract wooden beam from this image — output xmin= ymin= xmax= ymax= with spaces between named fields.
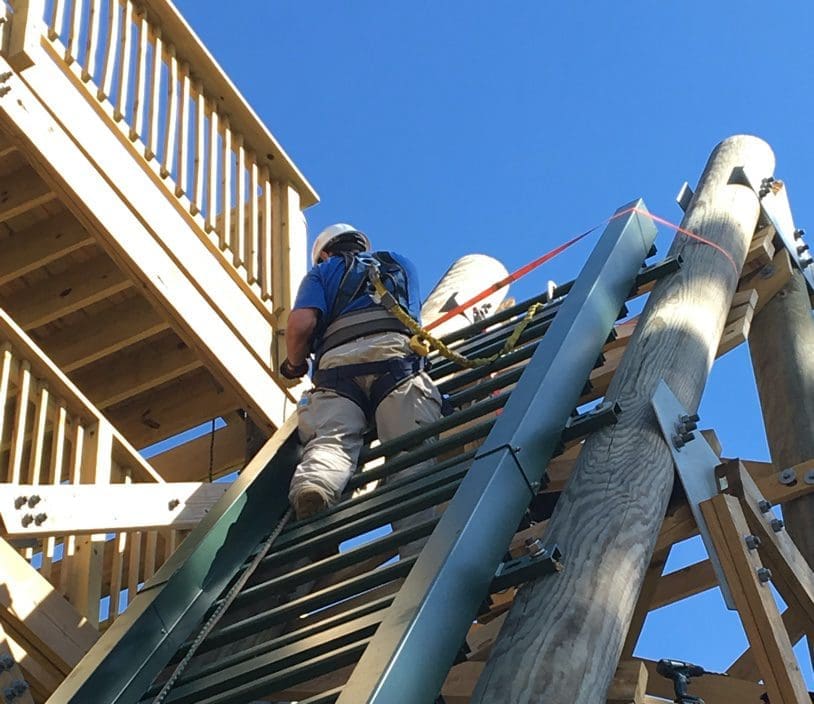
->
xmin=622 ymin=547 xmax=670 ymax=657
xmin=738 ymin=247 xmax=794 ymax=315
xmin=0 ymin=210 xmax=94 ymax=286
xmin=650 ymin=559 xmax=717 ymax=611
xmin=728 ymin=461 xmax=814 ymax=634
xmin=716 ymin=288 xmax=758 ymax=357
xmin=728 ymin=607 xmax=806 ymax=682
xmin=753 ymin=459 xmax=814 ymax=506
xmin=36 ymin=296 xmax=170 ymax=372
xmin=742 ymin=224 xmax=776 ymax=276
xmin=0 ymin=482 xmax=228 ymax=536
xmin=71 ymin=332 xmax=203 ymax=409
xmin=0 ymin=629 xmax=35 ymax=704
xmin=147 ymin=416 xmax=245 ymax=481
xmin=0 ymin=621 xmax=61 ymax=703
xmin=0 ymin=538 xmax=97 ymax=676
xmin=0 ymin=167 xmax=55 ymax=223
xmin=105 ymin=368 xmax=240 ymax=448
xmin=607 ymin=660 xmax=648 ymax=704
xmin=472 ymin=136 xmax=775 ymax=704
xmin=701 ymin=493 xmax=809 ymax=702
xmin=1 ymin=254 xmax=131 ymax=330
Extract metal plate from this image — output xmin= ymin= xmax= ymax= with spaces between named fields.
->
xmin=651 ymin=379 xmax=736 ymax=609
xmin=734 ymin=166 xmax=814 ymax=294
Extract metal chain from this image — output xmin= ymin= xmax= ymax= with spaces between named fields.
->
xmin=150 ymin=507 xmax=294 ymax=704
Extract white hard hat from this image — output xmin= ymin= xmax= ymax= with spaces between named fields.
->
xmin=311 ymin=223 xmax=371 ymax=265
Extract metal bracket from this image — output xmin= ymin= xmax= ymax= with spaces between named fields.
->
xmin=491 ymin=544 xmax=563 ymax=592
xmin=732 ymin=166 xmax=814 ymax=294
xmin=651 ymin=380 xmax=736 ymax=610
xmin=676 ymin=182 xmax=694 ymax=213
xmin=561 ymin=401 xmax=621 ymax=445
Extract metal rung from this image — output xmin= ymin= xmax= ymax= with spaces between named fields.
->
xmin=153 ymin=613 xmax=382 ymax=703
xmin=166 ymin=597 xmax=393 ymax=689
xmin=203 ymin=559 xmax=415 ymax=652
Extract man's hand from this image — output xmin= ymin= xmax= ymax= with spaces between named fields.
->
xmin=280 ymin=358 xmax=309 ymax=380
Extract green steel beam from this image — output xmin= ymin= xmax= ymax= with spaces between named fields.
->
xmin=50 ymin=416 xmax=301 ymax=704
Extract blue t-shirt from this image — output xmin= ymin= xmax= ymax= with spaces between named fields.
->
xmin=293 ymin=251 xmax=422 ymax=324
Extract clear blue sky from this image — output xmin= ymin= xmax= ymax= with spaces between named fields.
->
xmin=176 ymin=0 xmax=814 ymax=689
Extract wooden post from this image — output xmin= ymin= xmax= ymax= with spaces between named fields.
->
xmin=748 ymin=268 xmax=814 ymax=665
xmin=471 ymin=135 xmax=774 ymax=704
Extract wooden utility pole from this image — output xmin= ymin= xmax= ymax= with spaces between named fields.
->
xmin=471 ymin=135 xmax=775 ymax=704
xmin=748 ymin=268 xmax=814 ymax=664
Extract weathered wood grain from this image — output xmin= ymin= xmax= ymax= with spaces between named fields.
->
xmin=472 ymin=135 xmax=774 ymax=704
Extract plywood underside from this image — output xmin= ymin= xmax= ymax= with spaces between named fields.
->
xmin=0 ymin=132 xmax=241 ymax=454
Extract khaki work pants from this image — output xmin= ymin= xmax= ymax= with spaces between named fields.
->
xmin=290 ymin=332 xmax=443 ymax=548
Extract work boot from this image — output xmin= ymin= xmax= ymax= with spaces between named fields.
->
xmin=292 ymin=486 xmax=330 ymax=521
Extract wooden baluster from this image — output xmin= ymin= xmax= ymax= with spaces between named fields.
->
xmin=129 ymin=5 xmax=147 ymax=141
xmin=0 ymin=344 xmax=13 ymax=469
xmin=98 ymin=0 xmax=121 ymax=100
xmin=114 ymin=0 xmax=134 ymax=121
xmin=143 ymin=531 xmax=157 ymax=581
xmin=27 ymin=384 xmax=49 ymax=485
xmin=66 ymin=0 xmax=84 ymax=64
xmin=127 ymin=529 xmax=142 ymax=601
xmin=234 ymin=135 xmax=246 ymax=267
xmin=49 ymin=0 xmax=67 ymax=40
xmin=175 ymin=62 xmax=190 ymax=196
xmin=219 ymin=116 xmax=232 ymax=251
xmin=260 ymin=168 xmax=273 ymax=301
xmin=59 ymin=421 xmax=85 ymax=595
xmin=145 ymin=27 xmax=162 ymax=161
xmin=248 ymin=158 xmax=259 ymax=284
xmin=191 ymin=80 xmax=205 ymax=215
xmin=108 ymin=468 xmax=132 ymax=619
xmin=81 ymin=0 xmax=101 ymax=82
xmin=40 ymin=403 xmax=67 ymax=582
xmin=205 ymin=106 xmax=219 ymax=233
xmin=8 ymin=361 xmax=31 ymax=485
xmin=160 ymin=44 xmax=178 ymax=179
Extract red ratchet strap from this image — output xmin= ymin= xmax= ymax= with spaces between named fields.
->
xmin=423 ymin=208 xmax=738 ymax=332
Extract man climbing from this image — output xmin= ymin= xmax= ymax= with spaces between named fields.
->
xmin=280 ymin=223 xmax=443 ymax=522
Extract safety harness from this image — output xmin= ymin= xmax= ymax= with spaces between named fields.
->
xmin=312 ymin=252 xmax=424 ymax=421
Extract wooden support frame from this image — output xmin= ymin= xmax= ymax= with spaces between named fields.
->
xmin=700 ymin=493 xmax=809 ymax=702
xmin=0 ymin=482 xmax=228 ymax=535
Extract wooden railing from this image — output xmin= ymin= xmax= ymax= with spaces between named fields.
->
xmin=0 ymin=308 xmax=175 ymax=630
xmin=7 ymin=0 xmax=315 ymax=320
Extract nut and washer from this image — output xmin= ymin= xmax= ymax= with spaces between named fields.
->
xmin=770 ymin=518 xmax=785 ymax=533
xmin=745 ymin=535 xmax=761 ymax=551
xmin=757 ymin=567 xmax=772 ymax=584
xmin=758 ymin=499 xmax=772 ymax=513
xmin=779 ymin=468 xmax=797 ymax=485
xmin=13 ymin=497 xmax=26 ymax=510
xmin=805 ymin=470 xmax=814 ymax=486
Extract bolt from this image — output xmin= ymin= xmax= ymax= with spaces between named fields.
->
xmin=757 ymin=567 xmax=772 ymax=584
xmin=680 ymin=431 xmax=695 ymax=444
xmin=794 ymin=228 xmax=806 ymax=240
xmin=525 ymin=537 xmax=545 ymax=557
xmin=745 ymin=535 xmax=761 ymax=550
xmin=779 ymin=468 xmax=797 ymax=485
xmin=680 ymin=420 xmax=698 ymax=432
xmin=758 ymin=499 xmax=772 ymax=513
xmin=27 ymin=495 xmax=40 ymax=508
xmin=672 ymin=434 xmax=685 ymax=450
xmin=0 ymin=655 xmax=13 ymax=671
xmin=798 ymin=243 xmax=811 ymax=255
xmin=0 ymin=72 xmax=11 ymax=82
xmin=9 ymin=682 xmax=26 ymax=697
xmin=805 ymin=470 xmax=814 ymax=485
xmin=20 ymin=514 xmax=33 ymax=528
xmin=13 ymin=496 xmax=26 ymax=510
xmin=800 ymin=256 xmax=813 ymax=269
xmin=168 ymin=499 xmax=180 ymax=511
xmin=33 ymin=513 xmax=47 ymax=526
xmin=680 ymin=413 xmax=700 ymax=424
xmin=0 ymin=86 xmax=11 ymax=98
xmin=771 ymin=518 xmax=784 ymax=533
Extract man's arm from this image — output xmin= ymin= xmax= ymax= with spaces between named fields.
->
xmin=285 ymin=307 xmax=319 ymax=367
